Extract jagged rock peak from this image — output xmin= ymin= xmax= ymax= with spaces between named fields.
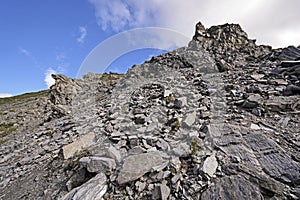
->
xmin=192 ymin=21 xmax=274 ymax=71
xmin=193 ymin=21 xmax=250 ymax=47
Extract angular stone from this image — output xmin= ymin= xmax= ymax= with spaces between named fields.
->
xmin=249 ymin=94 xmax=262 ymax=102
xmin=135 ymin=181 xmax=146 ymax=192
xmin=178 ymin=97 xmax=188 ymax=107
xmin=203 ymin=153 xmax=218 ymax=177
xmin=173 ymin=99 xmax=182 ymax=109
xmin=250 ymin=74 xmax=265 ymax=81
xmin=107 ymin=145 xmax=122 ymax=163
xmin=250 ymin=123 xmax=260 ymax=130
xmin=164 ymin=89 xmax=172 ymax=97
xmin=117 ymin=152 xmax=166 ymax=184
xmin=182 ymin=111 xmax=196 ymax=128
xmin=62 ymin=173 xmax=107 ymax=200
xmin=172 ymin=142 xmax=191 ymax=157
xmin=134 ymin=114 xmax=145 ymax=124
xmin=79 ymin=156 xmax=116 ymax=173
xmin=62 ymin=132 xmax=95 ymax=159
xmin=160 ymin=180 xmax=170 ymax=200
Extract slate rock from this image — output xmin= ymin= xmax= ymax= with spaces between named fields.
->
xmin=172 ymin=142 xmax=191 ymax=157
xmin=62 ymin=173 xmax=107 ymax=200
xmin=117 ymin=152 xmax=166 ymax=184
xmin=79 ymin=156 xmax=116 ymax=173
xmin=283 ymin=84 xmax=300 ymax=96
xmin=201 ymin=175 xmax=263 ymax=199
xmin=62 ymin=133 xmax=95 ymax=159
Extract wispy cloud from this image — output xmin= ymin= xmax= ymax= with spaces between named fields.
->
xmin=88 ymin=0 xmax=300 ymax=47
xmin=55 ymin=52 xmax=67 ymax=62
xmin=18 ymin=46 xmax=44 ymax=72
xmin=0 ymin=93 xmax=13 ymax=98
xmin=44 ymin=68 xmax=57 ymax=88
xmin=77 ymin=26 xmax=87 ymax=44
xmin=19 ymin=47 xmax=31 ymax=56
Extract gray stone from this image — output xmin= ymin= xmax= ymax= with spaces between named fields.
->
xmin=250 ymin=123 xmax=260 ymax=130
xmin=62 ymin=133 xmax=95 ymax=159
xmin=172 ymin=142 xmax=191 ymax=157
xmin=135 ymin=181 xmax=146 ymax=192
xmin=117 ymin=152 xmax=166 ymax=184
xmin=160 ymin=180 xmax=171 ymax=200
xmin=145 ymin=122 xmax=157 ymax=133
xmin=62 ymin=173 xmax=107 ymax=200
xmin=202 ymin=153 xmax=218 ymax=177
xmin=156 ymin=139 xmax=170 ymax=151
xmin=164 ymin=89 xmax=172 ymax=97
xmin=182 ymin=111 xmax=196 ymax=128
xmin=106 ymin=145 xmax=122 ymax=163
xmin=66 ymin=168 xmax=90 ymax=191
xmin=279 ymin=117 xmax=290 ymax=127
xmin=245 ymin=133 xmax=300 ymax=184
xmin=134 ymin=114 xmax=145 ymax=124
xmin=201 ymin=176 xmax=262 ymax=200
xmin=80 ymin=156 xmax=116 ymax=173
xmin=178 ymin=97 xmax=188 ymax=107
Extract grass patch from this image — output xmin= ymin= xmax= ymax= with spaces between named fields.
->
xmin=0 ymin=90 xmax=49 ymax=106
xmin=174 ymin=118 xmax=181 ymax=129
xmin=0 ymin=122 xmax=17 ymax=137
xmin=191 ymin=138 xmax=199 ymax=155
xmin=0 ymin=138 xmax=10 ymax=145
xmin=96 ymin=95 xmax=106 ymax=102
xmin=166 ymin=95 xmax=175 ymax=103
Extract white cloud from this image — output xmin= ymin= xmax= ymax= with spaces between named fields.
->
xmin=0 ymin=93 xmax=13 ymax=98
xmin=89 ymin=0 xmax=300 ymax=48
xmin=44 ymin=68 xmax=57 ymax=88
xmin=77 ymin=26 xmax=87 ymax=43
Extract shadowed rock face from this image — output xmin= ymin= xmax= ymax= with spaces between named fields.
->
xmin=0 ymin=22 xmax=299 ymax=200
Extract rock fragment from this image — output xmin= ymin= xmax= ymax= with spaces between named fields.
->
xmin=62 ymin=173 xmax=107 ymax=200
xmin=202 ymin=153 xmax=218 ymax=177
xmin=62 ymin=132 xmax=95 ymax=159
xmin=117 ymin=152 xmax=166 ymax=184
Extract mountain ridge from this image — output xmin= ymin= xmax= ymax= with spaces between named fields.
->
xmin=0 ymin=22 xmax=300 ymax=199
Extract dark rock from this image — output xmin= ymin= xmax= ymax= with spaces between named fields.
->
xmin=173 ymin=99 xmax=182 ymax=109
xmin=201 ymin=176 xmax=263 ymax=199
xmin=62 ymin=173 xmax=107 ymax=200
xmin=117 ymin=152 xmax=166 ymax=185
xmin=279 ymin=46 xmax=300 ymax=61
xmin=283 ymin=84 xmax=300 ymax=96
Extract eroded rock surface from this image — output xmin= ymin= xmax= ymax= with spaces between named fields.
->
xmin=0 ymin=22 xmax=299 ymax=199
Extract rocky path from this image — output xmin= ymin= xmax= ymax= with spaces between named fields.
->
xmin=0 ymin=22 xmax=299 ymax=199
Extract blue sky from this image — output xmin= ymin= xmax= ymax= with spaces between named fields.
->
xmin=1 ymin=0 xmax=299 ymax=97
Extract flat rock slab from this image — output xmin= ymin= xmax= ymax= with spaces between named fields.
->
xmin=201 ymin=175 xmax=262 ymax=200
xmin=62 ymin=173 xmax=107 ymax=200
xmin=117 ymin=152 xmax=166 ymax=184
xmin=63 ymin=132 xmax=95 ymax=159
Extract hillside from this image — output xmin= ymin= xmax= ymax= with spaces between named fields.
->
xmin=0 ymin=22 xmax=300 ymax=200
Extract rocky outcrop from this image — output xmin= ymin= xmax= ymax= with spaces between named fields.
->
xmin=193 ymin=22 xmax=275 ymax=72
xmin=0 ymin=22 xmax=299 ymax=199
